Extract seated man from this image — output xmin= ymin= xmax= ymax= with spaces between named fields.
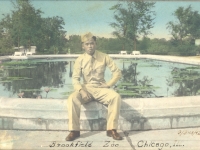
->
xmin=66 ymin=32 xmax=122 ymax=141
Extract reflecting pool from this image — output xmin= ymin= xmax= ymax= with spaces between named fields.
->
xmin=0 ymin=58 xmax=200 ymax=99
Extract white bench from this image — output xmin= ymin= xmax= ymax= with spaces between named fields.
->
xmin=119 ymin=51 xmax=127 ymax=55
xmin=26 ymin=52 xmax=33 ymax=56
xmin=131 ymin=51 xmax=141 ymax=55
xmin=13 ymin=52 xmax=23 ymax=56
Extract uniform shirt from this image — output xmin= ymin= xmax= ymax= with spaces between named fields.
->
xmin=72 ymin=50 xmax=122 ymax=91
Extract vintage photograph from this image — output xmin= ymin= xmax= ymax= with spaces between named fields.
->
xmin=0 ymin=0 xmax=200 ymax=150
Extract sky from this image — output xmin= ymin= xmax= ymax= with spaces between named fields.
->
xmin=1 ymin=0 xmax=200 ymax=40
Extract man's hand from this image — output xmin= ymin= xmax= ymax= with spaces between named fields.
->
xmin=79 ymin=89 xmax=93 ymax=101
xmin=98 ymin=82 xmax=110 ymax=88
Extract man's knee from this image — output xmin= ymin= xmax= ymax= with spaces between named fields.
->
xmin=68 ymin=91 xmax=82 ymax=104
xmin=114 ymin=92 xmax=121 ymax=99
xmin=110 ymin=91 xmax=121 ymax=102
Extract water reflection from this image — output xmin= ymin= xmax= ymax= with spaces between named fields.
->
xmin=0 ymin=60 xmax=69 ymax=98
xmin=0 ymin=58 xmax=200 ymax=99
xmin=167 ymin=66 xmax=200 ymax=96
xmin=116 ymin=61 xmax=161 ymax=98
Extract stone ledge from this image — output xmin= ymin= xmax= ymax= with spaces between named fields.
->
xmin=2 ymin=55 xmax=200 ymax=65
xmin=0 ymin=96 xmax=200 ymax=131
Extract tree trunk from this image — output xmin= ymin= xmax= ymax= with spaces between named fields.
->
xmin=134 ymin=38 xmax=137 ymax=50
xmin=180 ymin=38 xmax=183 ymax=45
xmin=29 ymin=39 xmax=31 ymax=52
xmin=18 ymin=36 xmax=20 ymax=50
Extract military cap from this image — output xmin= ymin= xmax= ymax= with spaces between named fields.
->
xmin=81 ymin=32 xmax=96 ymax=43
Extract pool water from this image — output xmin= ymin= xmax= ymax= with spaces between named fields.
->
xmin=0 ymin=58 xmax=200 ymax=99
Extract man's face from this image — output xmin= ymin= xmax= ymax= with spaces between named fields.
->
xmin=82 ymin=38 xmax=96 ymax=55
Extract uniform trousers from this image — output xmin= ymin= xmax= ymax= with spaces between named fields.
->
xmin=67 ymin=84 xmax=121 ymax=130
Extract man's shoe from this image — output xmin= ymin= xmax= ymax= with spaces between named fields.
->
xmin=65 ymin=131 xmax=80 ymax=141
xmin=107 ymin=129 xmax=123 ymax=140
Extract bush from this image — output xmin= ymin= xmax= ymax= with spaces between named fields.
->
xmin=0 ymin=48 xmax=15 ymax=56
xmin=147 ymin=43 xmax=170 ymax=55
xmin=174 ymin=44 xmax=197 ymax=56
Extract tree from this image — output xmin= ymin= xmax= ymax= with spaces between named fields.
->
xmin=110 ymin=0 xmax=155 ymax=50
xmin=110 ymin=6 xmax=129 ymax=50
xmin=0 ymin=25 xmax=14 ymax=55
xmin=40 ymin=16 xmax=67 ymax=54
xmin=1 ymin=0 xmax=43 ymax=50
xmin=67 ymin=35 xmax=82 ymax=54
xmin=0 ymin=0 xmax=67 ymax=54
xmin=167 ymin=6 xmax=200 ymax=44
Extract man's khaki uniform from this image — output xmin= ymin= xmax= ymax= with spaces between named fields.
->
xmin=67 ymin=50 xmax=122 ymax=130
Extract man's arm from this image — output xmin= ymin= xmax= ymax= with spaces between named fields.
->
xmin=72 ymin=58 xmax=82 ymax=92
xmin=105 ymin=55 xmax=122 ymax=87
xmin=72 ymin=58 xmax=93 ymax=101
